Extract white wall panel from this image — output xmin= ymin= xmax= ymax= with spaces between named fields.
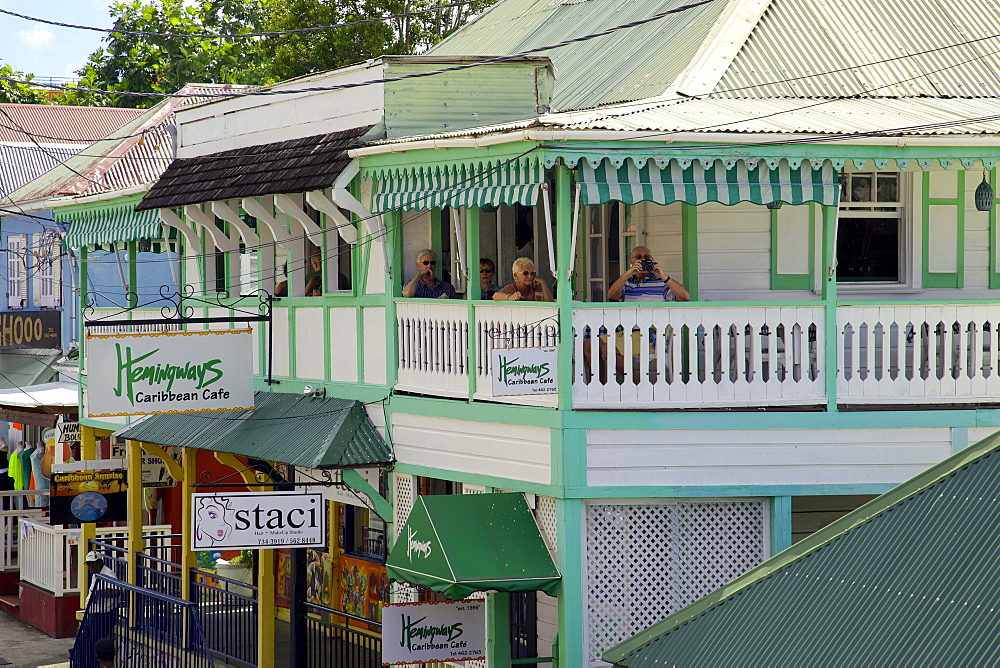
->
xmin=697 ymin=202 xmax=777 ymax=299
xmin=391 ymin=413 xmax=551 ymax=485
xmin=329 ymin=308 xmax=358 ymax=382
xmin=638 ymin=202 xmax=684 ymax=282
xmin=363 ymin=307 xmax=387 ymax=385
xmin=272 ymin=307 xmax=290 ymax=377
xmin=928 ymin=170 xmax=958 ymax=199
xmin=967 ymin=426 xmax=1000 ymax=445
xmin=294 ymin=308 xmax=326 ymax=380
xmin=927 ymin=205 xmax=958 ymax=273
xmin=776 ymin=205 xmax=811 ymax=275
xmin=588 ymin=427 xmax=952 ymax=487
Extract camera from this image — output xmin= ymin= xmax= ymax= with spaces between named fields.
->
xmin=641 ymin=259 xmax=655 ymax=272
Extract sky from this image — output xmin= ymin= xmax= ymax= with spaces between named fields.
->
xmin=0 ymin=1 xmax=115 ymax=81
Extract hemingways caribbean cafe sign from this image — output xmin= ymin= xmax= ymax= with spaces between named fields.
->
xmin=382 ymin=600 xmax=486 ymax=665
xmin=86 ymin=329 xmax=254 ymax=417
xmin=491 ymin=346 xmax=558 ymax=397
xmin=192 ymin=492 xmax=325 ymax=549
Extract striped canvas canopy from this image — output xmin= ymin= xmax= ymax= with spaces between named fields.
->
xmin=371 ymin=159 xmax=544 ymax=212
xmin=59 ymin=204 xmax=161 ymax=248
xmin=579 ymin=157 xmax=839 ymax=207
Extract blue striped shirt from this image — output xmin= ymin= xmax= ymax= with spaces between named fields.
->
xmin=622 ymin=274 xmax=673 ymax=302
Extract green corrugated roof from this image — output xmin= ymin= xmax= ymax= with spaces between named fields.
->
xmin=0 ymin=349 xmax=61 ymax=389
xmin=605 ymin=430 xmax=1000 ymax=667
xmin=114 ymin=392 xmax=393 ymax=469
xmin=428 ymin=0 xmax=724 ymax=111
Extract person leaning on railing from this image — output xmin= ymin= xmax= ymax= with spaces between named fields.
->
xmin=493 ymin=257 xmax=554 ymax=302
xmin=402 ymin=249 xmax=456 ymax=299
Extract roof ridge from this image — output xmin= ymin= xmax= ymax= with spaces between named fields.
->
xmin=603 ymin=428 xmax=1000 ymax=664
xmin=670 ymin=0 xmax=774 ymax=98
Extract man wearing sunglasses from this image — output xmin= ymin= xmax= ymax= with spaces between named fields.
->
xmin=608 ymin=246 xmax=689 ymax=303
xmin=402 ymin=249 xmax=456 ymax=299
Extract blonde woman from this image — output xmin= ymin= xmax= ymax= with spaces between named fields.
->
xmin=493 ymin=257 xmax=553 ymax=302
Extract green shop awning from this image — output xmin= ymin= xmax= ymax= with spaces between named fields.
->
xmin=113 ymin=392 xmax=392 ymax=469
xmin=371 ymin=159 xmax=544 ymax=212
xmin=579 ymin=157 xmax=839 ymax=207
xmin=59 ymin=203 xmax=161 ymax=248
xmin=387 ymin=493 xmax=560 ymax=599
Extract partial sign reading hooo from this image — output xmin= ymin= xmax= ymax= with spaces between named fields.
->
xmin=87 ymin=329 xmax=254 ymax=416
xmin=192 ymin=492 xmax=325 ymax=550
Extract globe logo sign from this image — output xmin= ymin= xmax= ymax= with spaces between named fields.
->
xmin=71 ymin=492 xmax=108 ymax=522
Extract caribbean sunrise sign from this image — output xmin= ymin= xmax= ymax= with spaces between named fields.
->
xmin=86 ymin=329 xmax=254 ymax=417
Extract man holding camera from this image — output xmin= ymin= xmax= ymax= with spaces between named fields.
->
xmin=608 ymin=246 xmax=690 ymax=302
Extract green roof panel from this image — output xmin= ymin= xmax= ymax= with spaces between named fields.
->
xmin=605 ymin=430 xmax=1000 ymax=667
xmin=387 ymin=493 xmax=561 ymax=599
xmin=114 ymin=392 xmax=392 ymax=469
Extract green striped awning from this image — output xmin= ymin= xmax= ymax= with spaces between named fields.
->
xmin=372 ymin=159 xmax=544 ymax=212
xmin=59 ymin=204 xmax=161 ymax=248
xmin=579 ymin=158 xmax=839 ymax=207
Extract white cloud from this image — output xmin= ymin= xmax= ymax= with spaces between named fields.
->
xmin=17 ymin=27 xmax=53 ymax=49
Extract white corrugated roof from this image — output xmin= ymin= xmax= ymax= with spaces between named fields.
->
xmin=540 ymin=97 xmax=1000 ymax=135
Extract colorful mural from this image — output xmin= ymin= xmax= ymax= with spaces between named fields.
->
xmin=339 ymin=555 xmax=389 ymax=623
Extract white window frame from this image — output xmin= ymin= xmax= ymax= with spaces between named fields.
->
xmin=7 ymin=234 xmax=27 ymax=309
xmin=585 ymin=202 xmax=638 ymax=302
xmin=33 ymin=232 xmax=61 ymax=308
xmin=836 ymin=171 xmax=912 ymax=289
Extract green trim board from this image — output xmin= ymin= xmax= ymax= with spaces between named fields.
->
xmin=680 ymin=203 xmax=698 ymax=299
xmin=770 ymin=202 xmax=814 ymax=290
xmin=921 ymin=170 xmax=965 ymax=288
xmin=603 ymin=428 xmax=1000 ymax=667
xmin=386 ymin=493 xmax=561 ymax=599
xmin=988 ymin=169 xmax=1000 ymax=289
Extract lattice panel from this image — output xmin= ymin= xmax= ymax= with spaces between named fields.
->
xmin=392 ymin=474 xmax=418 ymax=603
xmin=584 ymin=500 xmax=766 ymax=663
xmin=536 ymin=496 xmax=558 ymax=561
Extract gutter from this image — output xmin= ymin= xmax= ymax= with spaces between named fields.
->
xmin=9 ymin=184 xmax=151 ymax=215
xmin=350 ymin=129 xmax=1000 ymax=157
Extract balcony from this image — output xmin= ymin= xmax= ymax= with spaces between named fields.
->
xmin=393 ymin=300 xmax=1000 ymax=410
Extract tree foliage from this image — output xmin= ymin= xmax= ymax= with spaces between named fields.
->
xmin=0 ymin=65 xmax=53 ymax=104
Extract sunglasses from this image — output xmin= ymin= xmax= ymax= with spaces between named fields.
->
xmin=519 ymin=271 xmax=537 ymax=277
xmin=480 ymin=268 xmax=494 ymax=273
xmin=420 ymin=260 xmax=437 ymax=266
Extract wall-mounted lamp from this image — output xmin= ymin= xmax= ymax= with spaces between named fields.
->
xmin=766 ymin=201 xmax=783 ymax=210
xmin=976 ymin=172 xmax=994 ymax=211
xmin=303 ymin=385 xmax=326 ymax=398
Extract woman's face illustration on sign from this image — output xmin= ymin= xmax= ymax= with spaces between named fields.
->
xmin=195 ymin=497 xmax=235 ymax=545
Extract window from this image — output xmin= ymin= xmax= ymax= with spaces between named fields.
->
xmin=586 ymin=202 xmax=637 ymax=301
xmin=33 ymin=232 xmax=61 ymax=308
xmin=338 ymin=505 xmax=387 ymax=561
xmin=7 ymin=234 xmax=26 ymax=308
xmin=837 ymin=172 xmax=903 ymax=282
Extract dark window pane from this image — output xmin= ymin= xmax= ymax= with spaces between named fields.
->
xmin=837 ymin=218 xmax=899 ymax=282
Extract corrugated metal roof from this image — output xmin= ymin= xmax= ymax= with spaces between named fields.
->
xmin=429 ymin=0 xmax=725 ymax=111
xmin=0 ymin=348 xmax=62 ymax=389
xmin=541 ymin=96 xmax=1000 ymax=135
xmin=114 ymin=392 xmax=393 ymax=469
xmin=0 ymin=144 xmax=79 ymax=196
xmin=717 ymin=0 xmax=1000 ymax=98
xmin=0 ymin=104 xmax=143 ymax=144
xmin=136 ymin=124 xmax=374 ymax=211
xmin=7 ymin=84 xmax=245 ymax=205
xmin=430 ymin=0 xmax=1000 ymax=111
xmin=604 ymin=429 xmax=1000 ymax=667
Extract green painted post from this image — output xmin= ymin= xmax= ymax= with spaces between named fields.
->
xmin=770 ymin=496 xmax=792 ymax=555
xmin=822 ymin=204 xmax=838 ymax=412
xmin=555 ymin=498 xmax=585 ymax=668
xmin=127 ymin=240 xmax=138 ymax=308
xmin=487 ymin=592 xmax=512 ymax=667
xmin=681 ymin=203 xmax=699 ymax=300
xmin=467 ymin=208 xmax=481 ymax=401
xmin=555 ymin=163 xmax=574 ymax=412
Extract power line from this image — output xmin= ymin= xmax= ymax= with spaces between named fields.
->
xmin=0 ymin=0 xmax=717 ymax=101
xmin=0 ymin=1 xmax=491 ymax=40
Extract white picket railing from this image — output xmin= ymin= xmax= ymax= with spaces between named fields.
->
xmin=396 ymin=301 xmax=471 ymax=398
xmin=0 ymin=491 xmax=46 ymax=571
xmin=572 ymin=305 xmax=826 ymax=409
xmin=838 ymin=303 xmax=1000 ymax=404
xmin=19 ymin=519 xmax=171 ymax=596
xmin=473 ymin=304 xmax=559 ymax=407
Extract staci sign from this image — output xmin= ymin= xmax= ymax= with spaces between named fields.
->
xmin=86 ymin=329 xmax=254 ymax=417
xmin=192 ymin=492 xmax=325 ymax=549
xmin=382 ymin=600 xmax=486 ymax=665
xmin=491 ymin=346 xmax=558 ymax=396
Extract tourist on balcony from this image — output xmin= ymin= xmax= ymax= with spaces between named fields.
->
xmin=493 ymin=257 xmax=554 ymax=302
xmin=304 ymin=248 xmax=323 ymax=296
xmin=479 ymin=258 xmax=501 ymax=300
xmin=608 ymin=246 xmax=689 ymax=303
xmin=402 ymin=249 xmax=456 ymax=298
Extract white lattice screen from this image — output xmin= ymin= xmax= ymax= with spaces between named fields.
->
xmin=535 ymin=496 xmax=558 ymax=561
xmin=585 ymin=500 xmax=767 ymax=664
xmin=392 ymin=474 xmax=418 ymax=603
